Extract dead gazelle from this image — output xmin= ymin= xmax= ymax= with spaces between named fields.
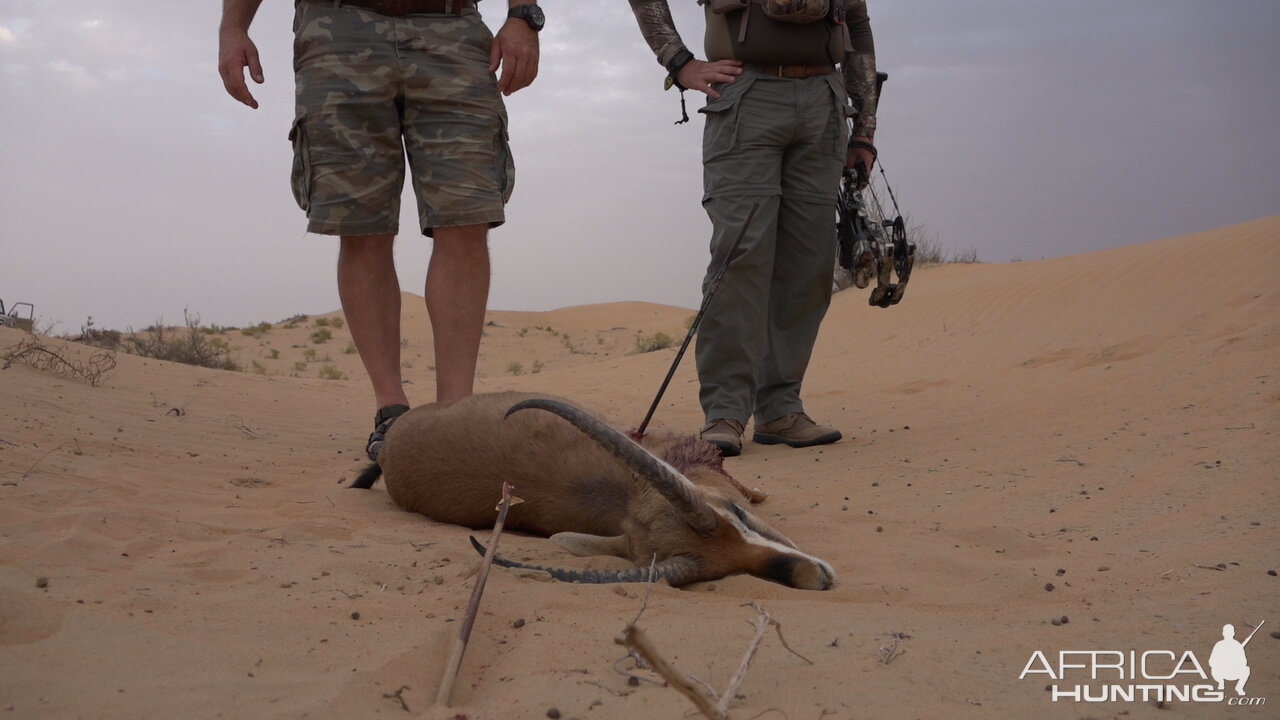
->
xmin=351 ymin=392 xmax=835 ymax=590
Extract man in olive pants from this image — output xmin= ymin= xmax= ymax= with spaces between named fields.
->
xmin=628 ymin=0 xmax=880 ymax=456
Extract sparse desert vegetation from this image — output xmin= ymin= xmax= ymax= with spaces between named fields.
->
xmin=899 ymin=220 xmax=978 ymax=266
xmin=317 ymin=365 xmax=345 ymax=380
xmin=75 ymin=310 xmax=239 ymax=371
xmin=633 ymin=331 xmax=676 ymax=354
xmin=240 ymin=321 xmax=273 ymax=338
xmin=57 ymin=302 xmax=705 ymax=385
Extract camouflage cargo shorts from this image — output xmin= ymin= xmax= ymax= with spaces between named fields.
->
xmin=290 ymin=0 xmax=514 ymax=237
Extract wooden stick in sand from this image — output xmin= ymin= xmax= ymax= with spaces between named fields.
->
xmin=616 ymin=601 xmax=806 ymax=719
xmin=618 ymin=625 xmax=727 ymax=720
xmin=435 ymin=481 xmax=517 ymax=707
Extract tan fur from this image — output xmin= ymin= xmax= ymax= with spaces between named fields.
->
xmin=375 ymin=391 xmax=835 ymax=589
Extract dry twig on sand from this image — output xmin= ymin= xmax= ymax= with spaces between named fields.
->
xmin=619 ymin=625 xmax=726 ymax=719
xmin=616 ymin=600 xmax=809 ymax=719
xmin=227 ymin=415 xmax=258 ymax=437
xmin=1027 ymin=527 xmax=1086 ymax=539
xmin=630 ymin=554 xmax=658 ymax=625
xmin=880 ymin=631 xmax=910 ymax=665
xmin=1 ymin=446 xmax=63 ymax=486
xmin=713 ymin=602 xmax=812 ymax=716
xmin=2 ymin=337 xmax=116 ymax=386
xmin=435 ymin=482 xmax=518 ymax=707
xmin=382 ymin=685 xmax=411 ymax=712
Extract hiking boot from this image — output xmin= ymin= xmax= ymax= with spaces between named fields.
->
xmin=753 ymin=413 xmax=842 ymax=448
xmin=700 ymin=418 xmax=745 ymax=458
xmin=366 ymin=404 xmax=410 ymax=461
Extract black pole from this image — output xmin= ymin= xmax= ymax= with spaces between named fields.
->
xmin=636 ymin=202 xmax=760 ymax=436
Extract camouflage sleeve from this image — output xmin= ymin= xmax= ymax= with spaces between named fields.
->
xmin=627 ymin=0 xmax=691 ymax=68
xmin=843 ymin=0 xmax=878 ymax=139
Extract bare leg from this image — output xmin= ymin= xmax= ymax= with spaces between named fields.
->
xmin=426 ymin=224 xmax=490 ymax=402
xmin=338 ymin=233 xmax=409 ymax=410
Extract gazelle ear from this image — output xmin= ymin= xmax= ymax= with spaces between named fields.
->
xmin=550 ymin=532 xmax=631 ymax=558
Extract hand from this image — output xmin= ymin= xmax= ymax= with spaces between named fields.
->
xmin=846 ymin=135 xmax=876 ymax=186
xmin=489 ymin=20 xmax=539 ymax=96
xmin=218 ymin=29 xmax=264 ymax=109
xmin=676 ymin=59 xmax=743 ymax=99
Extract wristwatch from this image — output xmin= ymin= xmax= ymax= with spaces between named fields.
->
xmin=508 ymin=3 xmax=545 ymax=31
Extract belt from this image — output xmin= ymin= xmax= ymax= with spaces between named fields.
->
xmin=748 ymin=64 xmax=835 ymax=79
xmin=338 ymin=0 xmax=475 ymax=15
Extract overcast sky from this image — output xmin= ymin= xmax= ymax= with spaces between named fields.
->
xmin=2 ymin=1 xmax=1277 ymax=333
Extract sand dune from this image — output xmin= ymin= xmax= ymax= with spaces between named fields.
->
xmin=1 ymin=216 xmax=1276 ymax=719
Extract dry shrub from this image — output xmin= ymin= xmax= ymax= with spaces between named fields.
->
xmin=317 ymin=365 xmax=345 ymax=380
xmin=633 ymin=332 xmax=676 ymax=354
xmin=77 ymin=310 xmax=239 ymax=371
xmin=912 ymin=232 xmax=945 ymax=265
xmin=3 ymin=337 xmax=117 ymax=386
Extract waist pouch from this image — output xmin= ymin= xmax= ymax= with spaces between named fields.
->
xmin=711 ymin=0 xmax=828 ymax=22
xmin=760 ymin=0 xmax=828 ymax=23
xmin=706 ymin=1 xmax=848 ymax=66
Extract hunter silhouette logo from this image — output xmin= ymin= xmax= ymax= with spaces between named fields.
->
xmin=1210 ymin=622 xmax=1263 ymax=697
xmin=1020 ymin=620 xmax=1267 ymax=706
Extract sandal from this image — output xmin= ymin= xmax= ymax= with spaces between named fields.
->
xmin=365 ymin=404 xmax=410 ymax=461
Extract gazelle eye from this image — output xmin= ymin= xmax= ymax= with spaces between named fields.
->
xmin=728 ymin=503 xmax=749 ymax=522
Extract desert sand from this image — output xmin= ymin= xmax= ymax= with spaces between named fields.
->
xmin=1 ymin=216 xmax=1277 ymax=719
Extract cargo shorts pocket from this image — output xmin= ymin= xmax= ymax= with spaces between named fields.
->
xmin=497 ymin=114 xmax=514 ymax=204
xmin=699 ymin=75 xmax=756 ymax=162
xmin=288 ymin=115 xmax=312 ymax=213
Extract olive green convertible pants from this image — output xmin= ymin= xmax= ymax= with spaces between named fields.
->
xmin=695 ymin=69 xmax=849 ymax=426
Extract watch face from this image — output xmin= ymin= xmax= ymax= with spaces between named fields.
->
xmin=511 ymin=4 xmax=544 ymax=30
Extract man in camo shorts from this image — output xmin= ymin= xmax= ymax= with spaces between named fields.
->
xmin=218 ymin=0 xmax=545 ymax=459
